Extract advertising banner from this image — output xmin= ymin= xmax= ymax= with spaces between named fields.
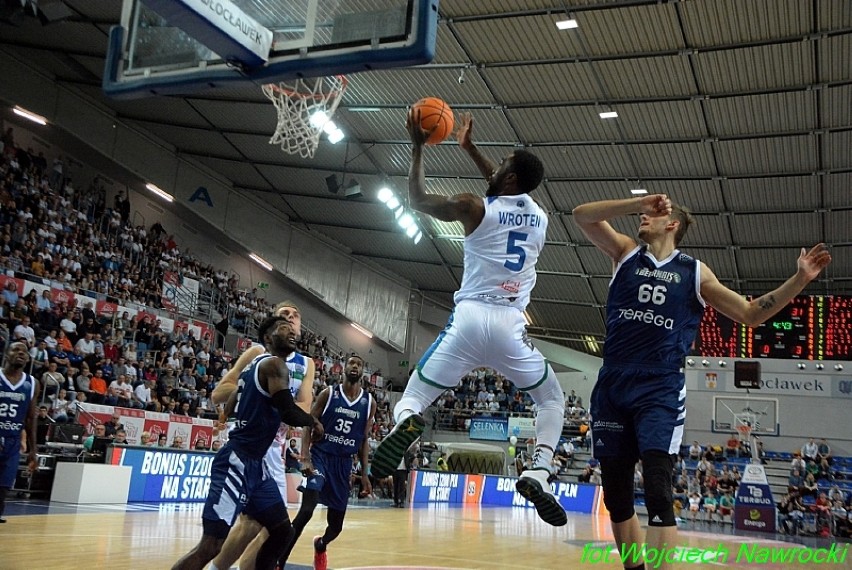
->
xmin=107 ymin=446 xmax=213 ymax=502
xmin=734 ymin=464 xmax=776 ymax=533
xmin=410 ymin=471 xmax=600 ymax=514
xmin=508 ymin=417 xmax=536 ymax=439
xmin=468 ymin=415 xmax=508 ymax=441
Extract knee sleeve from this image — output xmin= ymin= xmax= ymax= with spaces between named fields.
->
xmin=599 ymin=457 xmax=636 ymax=524
xmin=642 ymin=450 xmax=676 ymax=527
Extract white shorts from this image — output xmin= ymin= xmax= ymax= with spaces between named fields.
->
xmin=264 ymin=444 xmax=287 ymax=501
xmin=417 ymin=300 xmax=548 ymax=390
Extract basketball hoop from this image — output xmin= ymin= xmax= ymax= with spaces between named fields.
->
xmin=736 ymin=424 xmax=752 ymax=438
xmin=261 ymin=75 xmax=348 ymax=159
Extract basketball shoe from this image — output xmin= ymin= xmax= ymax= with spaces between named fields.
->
xmin=313 ymin=536 xmax=327 ymax=570
xmin=515 ymin=468 xmax=567 ymax=526
xmin=370 ymin=413 xmax=425 ymax=479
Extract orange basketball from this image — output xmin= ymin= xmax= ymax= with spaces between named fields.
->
xmin=413 ymin=97 xmax=454 ymax=145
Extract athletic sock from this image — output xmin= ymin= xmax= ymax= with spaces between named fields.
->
xmin=315 ymin=536 xmax=326 ymax=553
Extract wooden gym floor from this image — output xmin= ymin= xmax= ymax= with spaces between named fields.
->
xmin=0 ymin=500 xmax=849 ymax=569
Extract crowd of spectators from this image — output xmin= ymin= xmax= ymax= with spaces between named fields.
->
xmin=0 ymin=130 xmax=388 ymax=429
xmin=0 ymin=128 xmax=275 ymax=339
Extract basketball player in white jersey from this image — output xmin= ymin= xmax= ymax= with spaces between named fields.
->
xmin=210 ymin=301 xmax=315 ymax=570
xmin=371 ymin=111 xmax=567 ymax=526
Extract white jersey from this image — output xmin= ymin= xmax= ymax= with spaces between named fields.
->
xmin=454 ymin=195 xmax=547 ymax=312
xmin=263 ymin=351 xmax=307 ymax=499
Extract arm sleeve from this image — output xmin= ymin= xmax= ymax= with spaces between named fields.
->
xmin=271 ymin=389 xmax=316 ymax=427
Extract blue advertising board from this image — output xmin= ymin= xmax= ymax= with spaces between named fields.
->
xmin=733 ymin=464 xmax=776 ymax=533
xmin=410 ymin=470 xmax=466 ymax=503
xmin=107 ymin=446 xmax=214 ymax=502
xmin=409 ymin=470 xmax=600 ymax=514
xmin=480 ymin=475 xmax=598 ymax=513
xmin=468 ymin=415 xmax=508 ymax=441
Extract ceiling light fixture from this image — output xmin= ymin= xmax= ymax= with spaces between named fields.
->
xmin=555 ymin=19 xmax=578 ymax=30
xmin=630 ymin=188 xmax=648 ymax=195
xmin=145 ymin=182 xmax=174 ymax=202
xmin=351 ymin=322 xmax=373 ymax=338
xmin=377 ymin=187 xmax=394 ymax=203
xmin=249 ymin=253 xmax=273 ymax=271
xmin=13 ymin=105 xmax=47 ymax=126
xmin=599 ymin=111 xmax=618 ymax=119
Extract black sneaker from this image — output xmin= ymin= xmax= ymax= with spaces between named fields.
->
xmin=370 ymin=414 xmax=425 ymax=479
xmin=515 ymin=468 xmax=567 ymax=526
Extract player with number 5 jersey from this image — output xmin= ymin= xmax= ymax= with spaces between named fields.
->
xmin=371 ymin=110 xmax=567 ymax=527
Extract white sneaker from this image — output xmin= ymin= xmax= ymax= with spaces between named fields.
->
xmin=516 ymin=468 xmax=567 ymax=526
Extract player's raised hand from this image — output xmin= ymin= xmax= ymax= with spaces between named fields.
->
xmin=456 ymin=112 xmax=474 ymax=151
xmin=639 ymin=194 xmax=672 ymax=218
xmin=406 ymin=108 xmax=433 ymax=148
xmin=797 ymin=244 xmax=831 ymax=281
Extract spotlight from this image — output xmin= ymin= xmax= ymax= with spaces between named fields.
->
xmin=686 ymin=359 xmax=695 ymax=367
xmin=343 ymin=179 xmax=361 ymax=199
xmin=815 ymin=363 xmax=825 ymax=370
xmin=797 ymin=363 xmax=806 ymax=370
xmin=835 ymin=364 xmax=844 ymax=371
xmin=718 ymin=360 xmax=727 ymax=367
xmin=377 ymin=187 xmax=393 ymax=203
xmin=701 ymin=359 xmax=709 ymax=367
xmin=325 ymin=174 xmax=339 ymax=194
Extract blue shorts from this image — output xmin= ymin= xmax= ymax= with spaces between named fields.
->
xmin=0 ymin=436 xmax=21 ymax=488
xmin=202 ymin=442 xmax=287 ymax=538
xmin=303 ymin=448 xmax=353 ymax=512
xmin=590 ymin=365 xmax=686 ymax=460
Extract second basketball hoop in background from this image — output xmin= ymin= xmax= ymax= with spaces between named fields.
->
xmin=413 ymin=97 xmax=454 ymax=145
xmin=262 ymin=75 xmax=348 ymax=159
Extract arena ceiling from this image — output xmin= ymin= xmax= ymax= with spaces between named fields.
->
xmin=1 ymin=0 xmax=851 ymax=355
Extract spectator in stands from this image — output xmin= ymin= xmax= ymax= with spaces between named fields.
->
xmin=788 ymin=468 xmax=804 ymax=492
xmin=40 ymin=361 xmax=63 ymax=399
xmin=725 ymin=434 xmax=740 ymax=458
xmin=49 ymin=388 xmax=71 ymax=423
xmin=83 ymin=423 xmax=107 ymax=451
xmin=817 ymin=438 xmax=832 ymax=465
xmin=791 ymin=453 xmax=806 ymax=474
xmin=170 ymin=435 xmax=184 ymax=449
xmin=114 ymin=429 xmax=128 ymax=445
xmin=633 ymin=463 xmax=643 ymax=491
xmin=832 ymin=500 xmax=849 ymax=538
xmin=12 ymin=315 xmax=35 ymax=347
xmin=59 ymin=311 xmax=77 ymax=342
xmin=688 ymin=441 xmax=702 ymax=461
xmin=156 ymin=434 xmax=168 ymax=447
xmin=703 ymin=491 xmax=718 ymax=523
xmin=802 ymin=438 xmax=819 ymax=462
xmin=687 ymin=492 xmax=701 ymax=523
xmin=88 ymin=368 xmax=108 ymax=404
xmin=29 ymin=339 xmax=50 ymax=377
xmin=802 ymin=472 xmax=819 ymax=498
xmin=140 ymin=432 xmax=153 ymax=446
xmin=109 ymin=374 xmax=136 ymax=408
xmin=104 ymin=413 xmax=124 ymax=438
xmin=285 ymin=439 xmax=302 ymax=473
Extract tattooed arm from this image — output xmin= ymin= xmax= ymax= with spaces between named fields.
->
xmin=699 ymin=245 xmax=831 ymax=327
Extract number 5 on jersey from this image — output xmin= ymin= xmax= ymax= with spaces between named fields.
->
xmin=505 ymin=231 xmax=528 ymax=272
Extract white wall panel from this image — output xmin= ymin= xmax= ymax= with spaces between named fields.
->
xmin=347 ymin=264 xmax=409 ymax=350
xmin=287 ymin=231 xmax=352 ymax=314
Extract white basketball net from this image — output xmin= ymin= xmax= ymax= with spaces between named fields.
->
xmin=262 ymin=75 xmax=347 ymax=159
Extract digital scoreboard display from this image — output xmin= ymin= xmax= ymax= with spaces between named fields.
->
xmin=693 ymin=295 xmax=851 ymax=360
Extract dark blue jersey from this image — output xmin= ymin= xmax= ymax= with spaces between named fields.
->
xmin=228 ymin=354 xmax=286 ymax=459
xmin=603 ymin=246 xmax=705 ymax=369
xmin=0 ymin=370 xmax=35 ymax=438
xmin=314 ymin=384 xmax=372 ymax=457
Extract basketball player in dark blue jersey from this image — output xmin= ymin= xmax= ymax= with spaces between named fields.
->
xmin=277 ymin=354 xmax=376 ymax=570
xmin=574 ymin=194 xmax=830 ymax=570
xmin=172 ymin=317 xmax=322 ymax=570
xmin=0 ymin=342 xmax=37 ymax=523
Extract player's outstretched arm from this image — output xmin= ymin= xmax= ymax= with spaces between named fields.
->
xmin=407 ymin=108 xmax=484 ymax=235
xmin=700 ymin=244 xmax=831 ymax=327
xmin=211 ymin=344 xmax=264 ymax=405
xmin=572 ymin=195 xmax=671 ymax=262
xmin=456 ymin=112 xmax=497 ymax=181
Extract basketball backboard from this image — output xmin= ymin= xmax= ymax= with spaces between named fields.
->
xmin=103 ymin=0 xmax=439 ymax=99
xmin=711 ymin=396 xmax=779 ymax=436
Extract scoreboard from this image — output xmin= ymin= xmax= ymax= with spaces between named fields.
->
xmin=693 ymin=295 xmax=852 ymax=360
